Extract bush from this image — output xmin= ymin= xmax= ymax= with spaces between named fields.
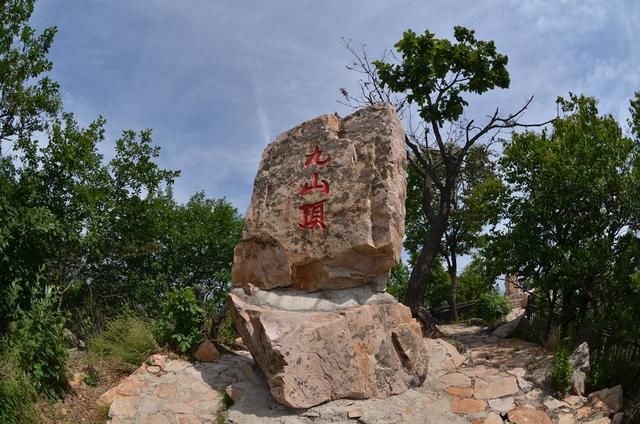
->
xmin=0 ymin=351 xmax=37 ymax=424
xmin=475 ymin=291 xmax=511 ymax=323
xmin=155 ymin=288 xmax=204 ymax=354
xmin=551 ymin=348 xmax=573 ymax=394
xmin=88 ymin=313 xmax=158 ymax=369
xmin=11 ymin=289 xmax=69 ymax=399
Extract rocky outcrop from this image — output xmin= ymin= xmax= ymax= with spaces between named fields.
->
xmin=229 ymin=287 xmax=428 ymax=408
xmin=231 ymin=103 xmax=406 ymax=292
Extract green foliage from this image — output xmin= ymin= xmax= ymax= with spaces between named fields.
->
xmin=0 ymin=0 xmax=246 ymax=410
xmin=387 ymin=261 xmax=411 ymax=301
xmin=155 ymin=288 xmax=204 ymax=354
xmin=0 ymin=0 xmax=61 ymax=144
xmin=10 ymin=287 xmax=68 ymax=399
xmin=88 ymin=313 xmax=158 ymax=369
xmin=487 ymin=93 xmax=640 ymax=336
xmin=388 ymin=260 xmax=451 ymax=308
xmin=0 ymin=350 xmax=37 ymax=424
xmin=83 ymin=366 xmax=100 ymax=387
xmin=550 ymin=348 xmax=573 ymax=394
xmin=456 ymin=256 xmax=497 ymax=303
xmin=475 ymin=291 xmax=510 ymax=323
xmin=374 ymin=26 xmax=509 ymax=123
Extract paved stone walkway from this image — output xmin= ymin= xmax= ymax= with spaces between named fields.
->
xmin=100 ymin=319 xmax=620 ymax=423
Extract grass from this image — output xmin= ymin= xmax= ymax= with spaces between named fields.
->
xmin=88 ymin=313 xmax=159 ymax=370
xmin=0 ymin=351 xmax=38 ymax=424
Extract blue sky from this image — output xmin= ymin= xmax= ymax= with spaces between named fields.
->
xmin=32 ymin=0 xmax=639 ymax=216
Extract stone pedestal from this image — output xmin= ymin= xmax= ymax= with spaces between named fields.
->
xmin=229 ymin=286 xmax=428 ymax=408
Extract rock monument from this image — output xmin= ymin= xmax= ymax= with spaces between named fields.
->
xmin=229 ymin=103 xmax=428 ymax=409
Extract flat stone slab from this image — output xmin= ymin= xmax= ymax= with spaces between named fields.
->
xmin=229 ymin=284 xmax=396 ymax=312
xmin=473 ymin=376 xmax=519 ymax=399
xmin=438 ymin=372 xmax=472 ymax=388
xmin=508 ymin=406 xmax=552 ymax=424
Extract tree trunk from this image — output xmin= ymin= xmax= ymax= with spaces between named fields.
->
xmin=404 ymin=214 xmax=449 ymax=336
xmin=448 ymin=254 xmax=458 ymax=322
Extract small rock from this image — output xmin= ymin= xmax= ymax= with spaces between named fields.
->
xmin=194 ymin=339 xmax=220 ymax=363
xmin=557 ymin=413 xmax=576 ymax=424
xmin=488 ymin=396 xmax=515 ymax=413
xmin=147 ymin=365 xmax=162 ymax=374
xmin=564 ymin=395 xmax=586 ymax=409
xmin=451 ymin=397 xmax=487 ymax=414
xmin=445 ymin=386 xmax=474 ymax=397
xmin=524 ymin=388 xmax=545 ymax=400
xmin=468 ymin=318 xmax=488 ymax=326
xmin=588 ymin=385 xmax=623 ymax=413
xmin=543 ymin=397 xmax=566 ymax=410
xmin=439 ymin=372 xmax=472 ymax=388
xmin=474 ymin=376 xmax=519 ymax=399
xmin=484 ymin=412 xmax=504 ymax=424
xmin=572 ymin=370 xmax=587 ymax=396
xmin=508 ymin=406 xmax=552 ymax=424
xmin=517 ymin=377 xmax=533 ymax=392
xmin=225 ymin=385 xmax=245 ymax=403
xmin=507 ymin=367 xmax=526 ymax=377
xmin=493 ymin=316 xmax=522 ymax=338
xmin=584 ymin=418 xmax=611 ymax=424
xmin=576 ymin=405 xmax=598 ymax=420
xmin=347 ymin=409 xmax=363 ymax=419
xmin=148 ymin=354 xmax=167 ymax=370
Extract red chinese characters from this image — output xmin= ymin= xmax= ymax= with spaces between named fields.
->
xmin=299 ymin=146 xmax=330 ymax=230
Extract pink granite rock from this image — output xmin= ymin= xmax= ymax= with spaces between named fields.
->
xmin=232 ymin=103 xmax=406 ymax=292
xmin=229 ymin=289 xmax=427 ymax=408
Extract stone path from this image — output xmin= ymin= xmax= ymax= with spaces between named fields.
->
xmin=100 ymin=319 xmax=620 ymax=423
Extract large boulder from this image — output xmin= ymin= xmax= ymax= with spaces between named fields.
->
xmin=232 ymin=103 xmax=406 ymax=292
xmin=229 ymin=287 xmax=428 ymax=408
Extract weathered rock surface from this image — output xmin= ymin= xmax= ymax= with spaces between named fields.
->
xmin=588 ymin=385 xmax=623 ymax=413
xmin=570 ymin=342 xmax=590 ymax=396
xmin=229 ymin=288 xmax=428 ymax=408
xmin=232 ymin=103 xmax=407 ymax=292
xmin=424 ymin=337 xmax=466 ymax=374
xmin=508 ymin=406 xmax=552 ymax=424
xmin=193 ymin=339 xmax=220 ymax=363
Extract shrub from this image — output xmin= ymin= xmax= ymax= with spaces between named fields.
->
xmin=550 ymin=347 xmax=573 ymax=394
xmin=11 ymin=288 xmax=69 ymax=399
xmin=475 ymin=290 xmax=511 ymax=324
xmin=88 ymin=312 xmax=158 ymax=369
xmin=0 ymin=351 xmax=37 ymax=424
xmin=155 ymin=288 xmax=204 ymax=354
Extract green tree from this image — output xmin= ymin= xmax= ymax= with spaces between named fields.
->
xmin=405 ymin=145 xmax=503 ymax=320
xmin=488 ymin=93 xmax=640 ymax=336
xmin=342 ymin=27 xmax=547 ymax=328
xmin=162 ymin=192 xmax=243 ymax=308
xmin=456 ymin=256 xmax=497 ymax=304
xmin=0 ymin=0 xmax=62 ymax=333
